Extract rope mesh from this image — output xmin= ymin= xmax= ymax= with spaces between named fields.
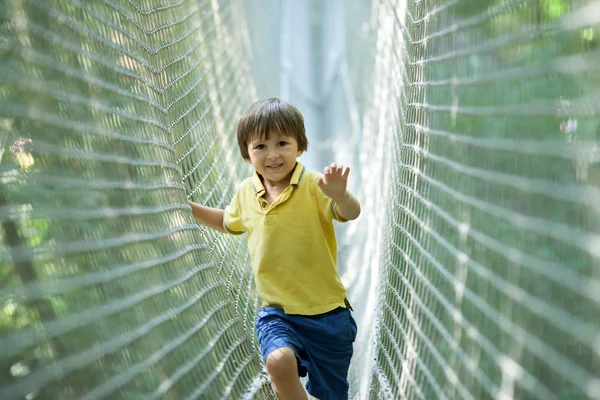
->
xmin=1 ymin=0 xmax=269 ymax=398
xmin=366 ymin=1 xmax=600 ymax=399
xmin=1 ymin=1 xmax=600 ymax=400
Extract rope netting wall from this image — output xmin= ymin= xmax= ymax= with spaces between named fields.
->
xmin=365 ymin=1 xmax=600 ymax=399
xmin=1 ymin=1 xmax=600 ymax=400
xmin=0 ymin=0 xmax=271 ymax=398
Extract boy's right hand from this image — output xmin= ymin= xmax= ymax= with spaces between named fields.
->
xmin=187 ymin=199 xmax=227 ymax=233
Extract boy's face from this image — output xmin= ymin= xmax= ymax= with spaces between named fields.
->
xmin=247 ymin=134 xmax=303 ymax=186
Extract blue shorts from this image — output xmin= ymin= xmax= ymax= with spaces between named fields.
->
xmin=255 ymin=306 xmax=358 ymax=400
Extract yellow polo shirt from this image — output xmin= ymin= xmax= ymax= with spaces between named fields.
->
xmin=223 ymin=162 xmax=349 ymax=315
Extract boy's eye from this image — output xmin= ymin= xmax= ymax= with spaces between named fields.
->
xmin=278 ymin=141 xmax=288 ymax=147
xmin=255 ymin=144 xmax=266 ymax=150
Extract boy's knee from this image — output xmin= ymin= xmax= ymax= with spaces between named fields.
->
xmin=265 ymin=347 xmax=298 ymax=381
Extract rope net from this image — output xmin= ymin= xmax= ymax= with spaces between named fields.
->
xmin=1 ymin=1 xmax=600 ymax=400
xmin=365 ymin=1 xmax=600 ymax=399
xmin=1 ymin=0 xmax=268 ymax=398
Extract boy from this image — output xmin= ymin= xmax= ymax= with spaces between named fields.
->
xmin=187 ymin=98 xmax=360 ymax=400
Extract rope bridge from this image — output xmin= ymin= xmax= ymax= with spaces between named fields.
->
xmin=1 ymin=1 xmax=599 ymax=399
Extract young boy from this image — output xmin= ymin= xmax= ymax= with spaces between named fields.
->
xmin=187 ymin=98 xmax=360 ymax=400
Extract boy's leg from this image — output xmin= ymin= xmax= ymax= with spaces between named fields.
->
xmin=295 ymin=307 xmax=357 ymax=400
xmin=256 ymin=306 xmax=357 ymax=399
xmin=256 ymin=308 xmax=310 ymax=399
xmin=265 ymin=347 xmax=308 ymax=400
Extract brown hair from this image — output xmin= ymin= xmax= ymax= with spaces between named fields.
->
xmin=237 ymin=98 xmax=308 ymax=161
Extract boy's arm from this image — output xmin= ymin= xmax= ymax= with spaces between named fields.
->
xmin=187 ymin=200 xmax=227 ymax=233
xmin=317 ymin=163 xmax=361 ymax=221
xmin=332 ymin=191 xmax=361 ymax=221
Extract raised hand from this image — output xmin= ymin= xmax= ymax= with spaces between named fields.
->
xmin=317 ymin=162 xmax=350 ymax=200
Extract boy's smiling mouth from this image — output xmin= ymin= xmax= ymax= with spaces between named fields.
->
xmin=266 ymin=164 xmax=283 ymax=170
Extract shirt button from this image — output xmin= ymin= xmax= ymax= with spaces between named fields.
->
xmin=261 ymin=202 xmax=266 ymax=208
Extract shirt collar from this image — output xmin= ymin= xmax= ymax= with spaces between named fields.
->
xmin=252 ymin=162 xmax=306 ymax=197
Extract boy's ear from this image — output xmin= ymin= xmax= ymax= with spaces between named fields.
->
xmin=297 ymin=150 xmax=304 ymax=157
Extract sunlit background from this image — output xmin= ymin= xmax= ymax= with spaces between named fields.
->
xmin=1 ymin=0 xmax=599 ymax=399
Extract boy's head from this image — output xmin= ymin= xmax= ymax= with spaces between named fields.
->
xmin=237 ymin=98 xmax=309 ymax=162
